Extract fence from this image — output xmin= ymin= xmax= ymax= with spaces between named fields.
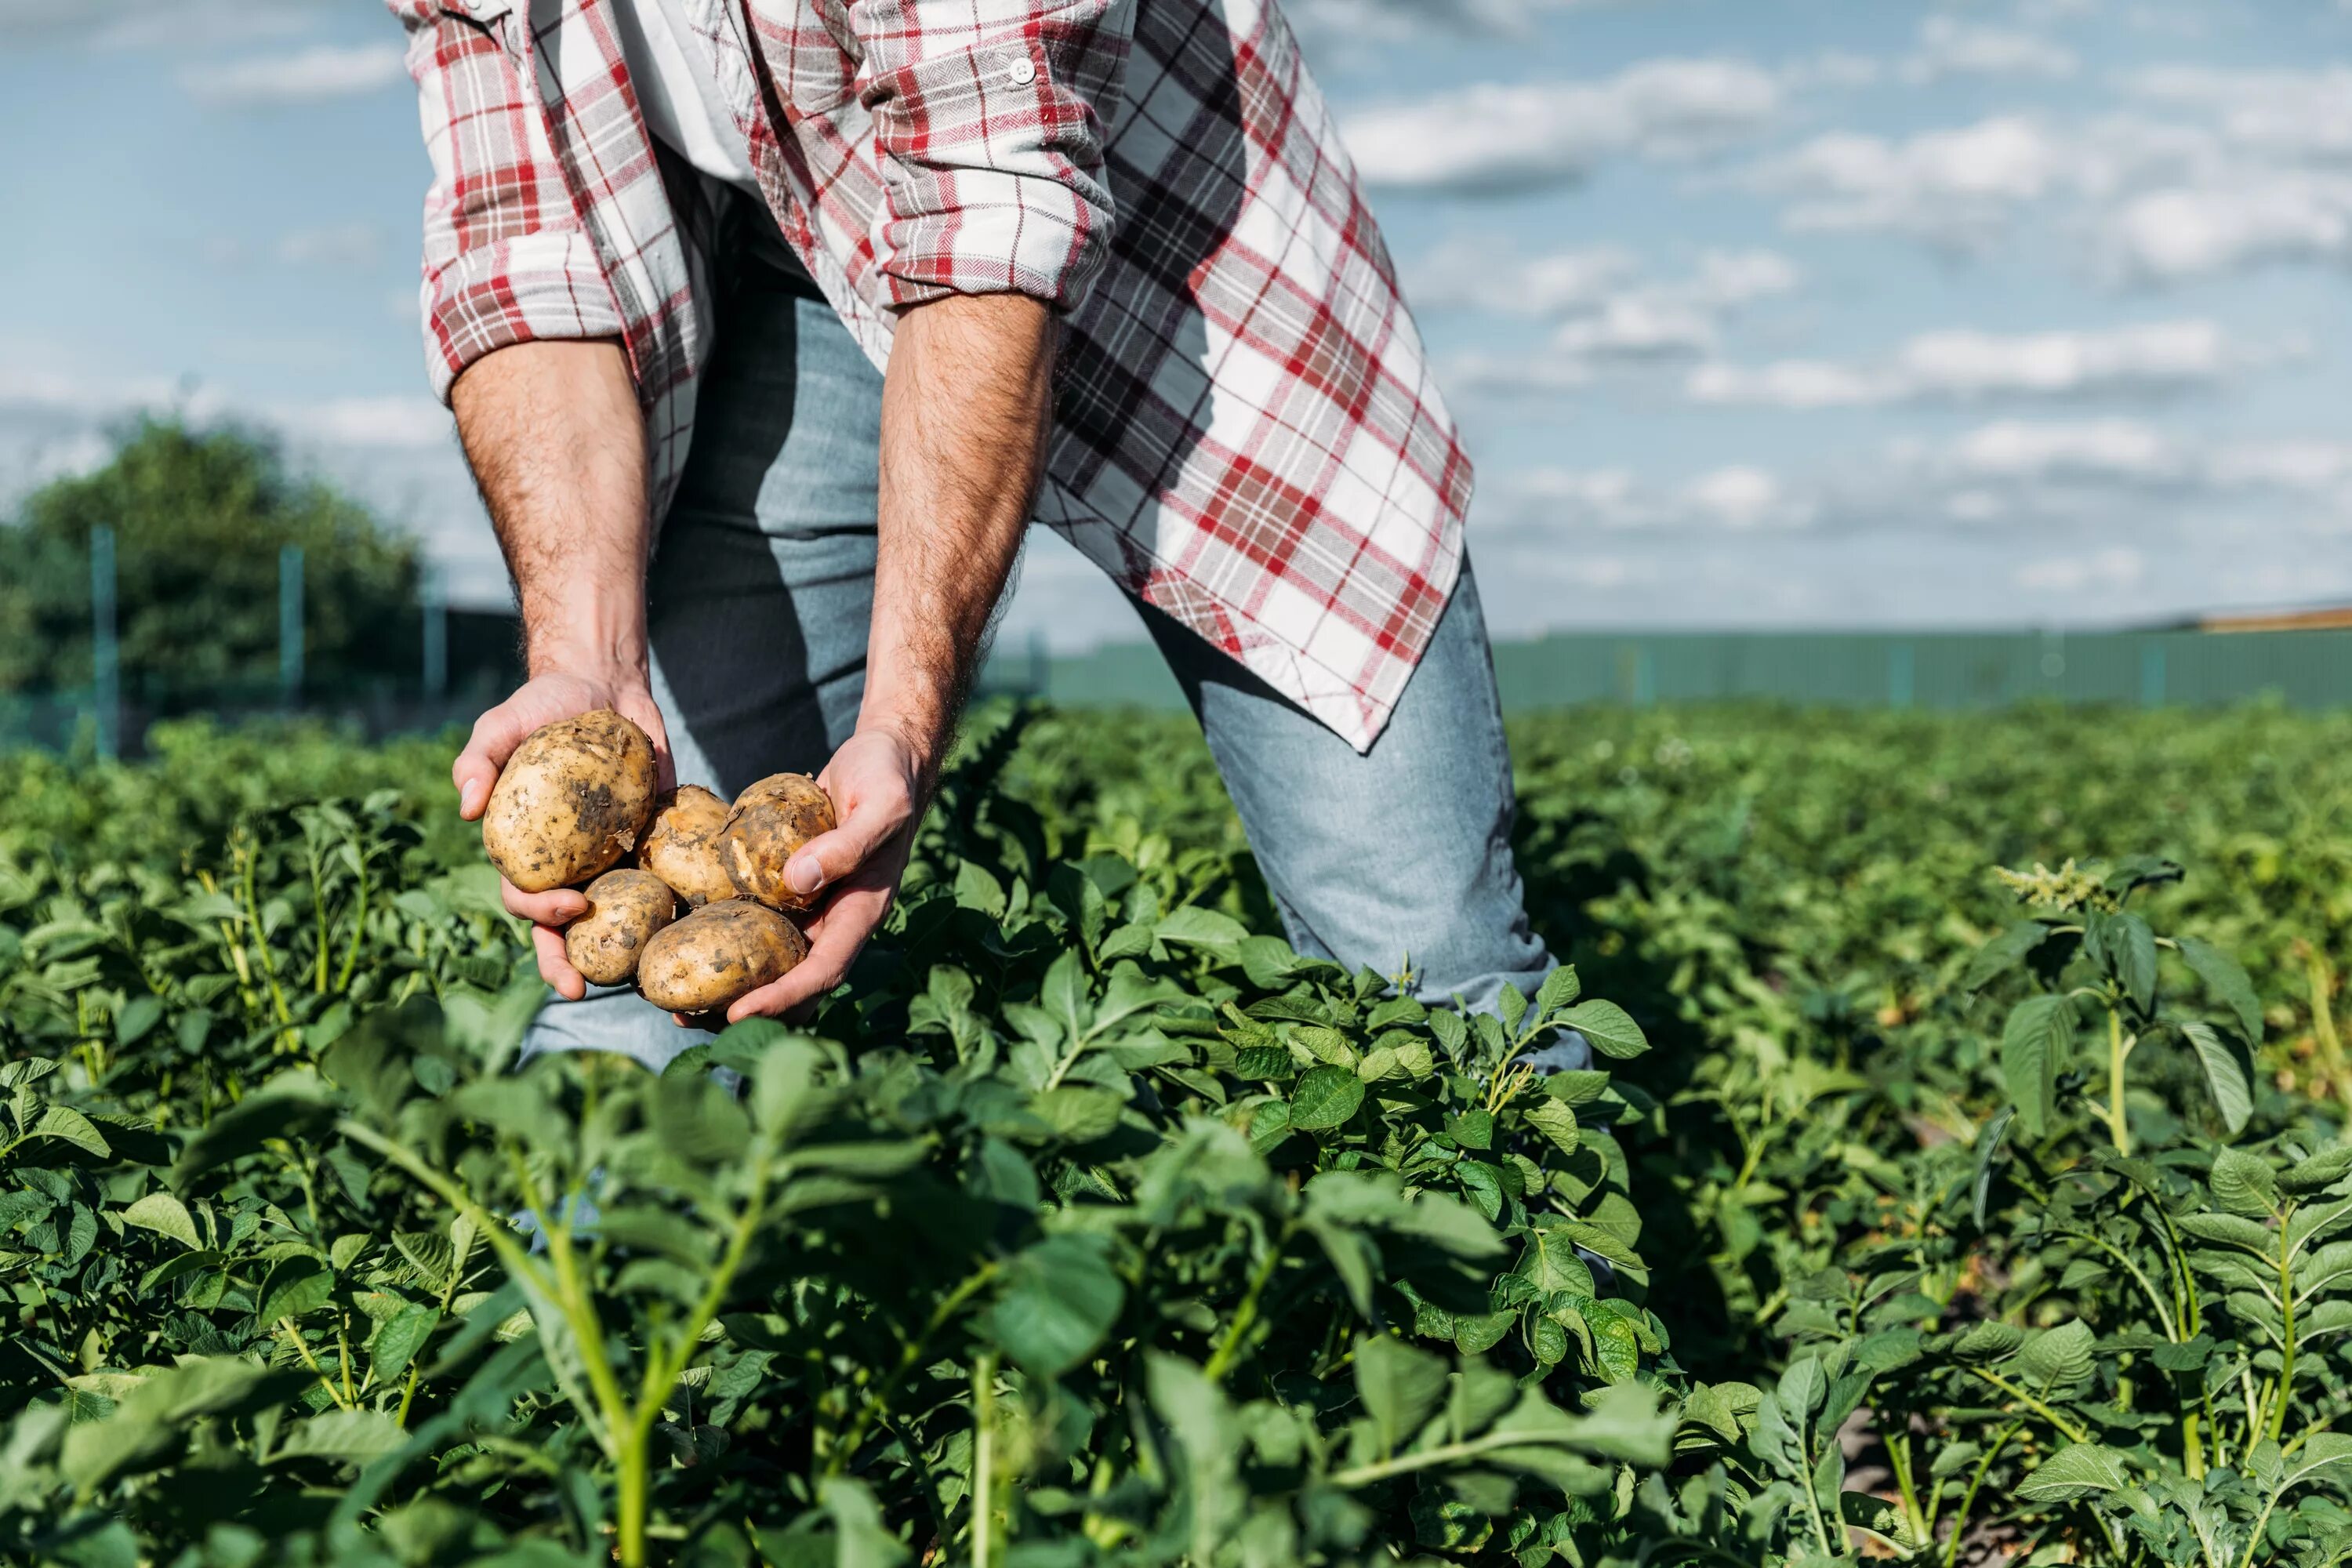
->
xmin=14 ymin=624 xmax=2352 ymax=759
xmin=975 ymin=626 xmax=2352 ymax=715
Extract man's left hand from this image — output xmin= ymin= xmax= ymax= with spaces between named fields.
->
xmin=703 ymin=726 xmax=928 ymax=1025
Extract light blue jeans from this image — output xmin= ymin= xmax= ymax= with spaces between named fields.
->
xmin=524 ymin=251 xmax=1558 ymax=1070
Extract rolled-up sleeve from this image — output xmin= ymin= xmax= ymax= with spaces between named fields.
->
xmin=388 ymin=0 xmax=626 ymax=402
xmin=851 ymin=0 xmax=1134 ymax=314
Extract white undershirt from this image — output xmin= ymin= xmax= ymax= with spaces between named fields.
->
xmin=609 ymin=0 xmax=760 ymax=195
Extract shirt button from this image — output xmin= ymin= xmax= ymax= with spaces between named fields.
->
xmin=1004 ymin=53 xmax=1037 ymax=86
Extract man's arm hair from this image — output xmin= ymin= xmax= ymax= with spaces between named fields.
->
xmin=451 ymin=338 xmax=652 ymax=681
xmin=863 ymin=292 xmax=1056 ymax=785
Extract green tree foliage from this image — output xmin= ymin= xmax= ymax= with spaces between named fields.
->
xmin=0 ymin=419 xmax=419 ymax=699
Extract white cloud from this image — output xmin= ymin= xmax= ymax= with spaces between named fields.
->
xmin=1904 ymin=17 xmax=2078 ymax=81
xmin=1345 ymin=57 xmax=1783 ymax=191
xmin=1425 ymin=245 xmax=1798 ymax=393
xmin=2014 ymin=546 xmax=2146 ymax=593
xmin=1690 ymin=319 xmax=2271 ymax=408
xmin=1498 ymin=463 xmax=1817 ymax=532
xmin=2125 ymin=66 xmax=2352 ymax=162
xmin=280 ymin=397 xmax=453 ymax=452
xmin=181 ymin=43 xmax=407 ymax=107
xmin=2100 ymin=172 xmax=2352 ymax=281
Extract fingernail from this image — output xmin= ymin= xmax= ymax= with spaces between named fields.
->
xmin=786 ymin=856 xmax=823 ymax=897
xmin=459 ymin=780 xmax=484 ymax=817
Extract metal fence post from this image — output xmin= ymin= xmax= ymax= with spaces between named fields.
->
xmin=90 ymin=525 xmax=119 ymax=761
xmin=279 ymin=544 xmax=305 ymax=708
xmin=422 ymin=562 xmax=448 ymax=699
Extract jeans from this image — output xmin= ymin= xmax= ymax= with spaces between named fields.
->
xmin=522 ymin=253 xmax=1559 ymax=1072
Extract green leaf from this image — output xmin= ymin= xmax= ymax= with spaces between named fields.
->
xmin=119 ymin=1192 xmax=201 ymax=1252
xmin=2108 ymin=913 xmax=2158 ymax=1012
xmin=1289 ymin=1065 xmax=1365 ymax=1132
xmin=114 ymin=994 xmax=165 ymax=1049
xmin=1523 ymin=1098 xmax=1582 ymax=1158
xmin=2018 ymin=1320 xmax=2094 ymax=1391
xmin=2211 ymin=1146 xmax=2283 ymax=1219
xmin=818 ymin=1475 xmax=911 ymax=1568
xmin=1355 ymin=1334 xmax=1449 ymax=1455
xmin=271 ymin=1409 xmax=405 ymax=1467
xmin=985 ymin=1236 xmax=1124 ymax=1379
xmin=1555 ymin=1000 xmax=1647 ymax=1061
xmin=2000 ymin=994 xmax=2072 ymax=1138
xmin=368 ymin=1304 xmax=437 ymax=1386
xmin=1973 ymin=1104 xmax=2015 ymax=1231
xmin=2280 ymin=1432 xmax=2352 ymax=1495
xmin=1964 ymin=920 xmax=2050 ymax=992
xmin=2179 ymin=935 xmax=2263 ymax=1042
xmin=30 ymin=1105 xmax=111 ymax=1159
xmin=255 ymin=1257 xmax=333 ymax=1326
xmin=2016 ymin=1443 xmax=2130 ymax=1502
xmin=2178 ymin=1021 xmax=2253 ymax=1136
xmin=1030 ymin=1086 xmax=1127 ymax=1143
xmin=1446 ymin=1109 xmax=1495 ymax=1151
xmin=1234 ymin=1045 xmax=1295 ymax=1082
xmin=1535 ymin=966 xmax=1582 ymax=1014
xmin=1155 ymin=906 xmax=1249 ymax=956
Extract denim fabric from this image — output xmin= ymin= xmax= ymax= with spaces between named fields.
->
xmin=521 ymin=253 xmax=1570 ymax=1072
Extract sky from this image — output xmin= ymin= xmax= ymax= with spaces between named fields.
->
xmin=4 ymin=0 xmax=2351 ymax=645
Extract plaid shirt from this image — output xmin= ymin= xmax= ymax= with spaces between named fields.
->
xmin=389 ymin=0 xmax=1470 ymax=751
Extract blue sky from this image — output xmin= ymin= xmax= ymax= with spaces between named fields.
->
xmin=5 ymin=0 xmax=2350 ymax=644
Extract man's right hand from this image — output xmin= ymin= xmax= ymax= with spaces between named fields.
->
xmin=453 ymin=671 xmax=673 ymax=1000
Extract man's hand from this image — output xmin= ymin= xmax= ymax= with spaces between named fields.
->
xmin=456 ymin=672 xmax=673 ymax=1000
xmin=447 ymin=336 xmax=661 ymax=1001
xmin=713 ymin=292 xmax=1056 ymax=1023
xmin=714 ymin=728 xmax=922 ymax=1023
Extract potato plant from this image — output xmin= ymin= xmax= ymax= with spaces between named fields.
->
xmin=7 ymin=702 xmax=2352 ymax=1565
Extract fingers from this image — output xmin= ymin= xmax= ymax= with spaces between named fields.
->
xmin=785 ymin=785 xmax=913 ymax=903
xmin=532 ymin=924 xmax=586 ymax=1001
xmin=454 ymin=688 xmax=559 ymax=821
xmin=503 ymin=880 xmax=589 ymax=928
xmin=724 ymin=884 xmax=891 ymax=1024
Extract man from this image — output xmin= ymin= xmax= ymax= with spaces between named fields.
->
xmin=390 ymin=0 xmax=1558 ymax=1068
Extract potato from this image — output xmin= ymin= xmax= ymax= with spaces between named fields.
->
xmin=637 ymin=785 xmax=736 ymax=906
xmin=481 ymin=710 xmax=659 ymax=893
xmin=720 ymin=772 xmax=838 ymax=911
xmin=562 ymin=869 xmax=678 ymax=986
xmin=636 ymin=898 xmax=811 ymax=1014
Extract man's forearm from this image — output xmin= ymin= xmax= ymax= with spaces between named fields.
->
xmin=865 ymin=294 xmax=1056 ymax=786
xmin=452 ymin=339 xmax=652 ymax=681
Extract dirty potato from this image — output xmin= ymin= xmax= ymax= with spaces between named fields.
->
xmin=562 ymin=869 xmax=678 ymax=986
xmin=637 ymin=785 xmax=736 ymax=906
xmin=636 ymin=898 xmax=811 ymax=1014
xmin=481 ymin=710 xmax=659 ymax=893
xmin=719 ymin=772 xmax=838 ymax=911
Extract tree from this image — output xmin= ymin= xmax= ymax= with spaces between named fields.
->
xmin=0 ymin=419 xmax=422 ymax=702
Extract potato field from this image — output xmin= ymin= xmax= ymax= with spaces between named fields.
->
xmin=6 ymin=702 xmax=2352 ymax=1567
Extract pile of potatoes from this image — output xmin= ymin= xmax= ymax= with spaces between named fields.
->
xmin=478 ymin=710 xmax=836 ymax=1014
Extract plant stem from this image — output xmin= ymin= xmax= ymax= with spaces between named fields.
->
xmin=2107 ymin=1006 xmax=2132 ymax=1157
xmin=1944 ymin=1419 xmax=2020 ymax=1568
xmin=278 ymin=1317 xmax=352 ymax=1410
xmin=973 ymin=1352 xmax=998 ymax=1568
xmin=2274 ymin=1228 xmax=2297 ymax=1442
xmin=1204 ymin=1222 xmax=1290 ymax=1385
xmin=828 ymin=1259 xmax=999 ymax=1476
xmin=1968 ymin=1367 xmax=2091 ymax=1444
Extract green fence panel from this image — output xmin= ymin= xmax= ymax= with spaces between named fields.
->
xmin=981 ymin=630 xmax=2352 ymax=714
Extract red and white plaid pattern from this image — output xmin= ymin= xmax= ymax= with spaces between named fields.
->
xmin=389 ymin=0 xmax=1470 ymax=750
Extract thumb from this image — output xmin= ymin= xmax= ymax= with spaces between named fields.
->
xmin=785 ymin=785 xmax=907 ymax=900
